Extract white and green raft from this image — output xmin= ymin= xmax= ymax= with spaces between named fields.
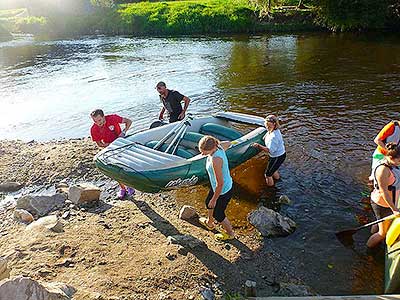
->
xmin=94 ymin=112 xmax=266 ymax=193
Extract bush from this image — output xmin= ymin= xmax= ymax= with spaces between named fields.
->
xmin=314 ymin=0 xmax=390 ymax=31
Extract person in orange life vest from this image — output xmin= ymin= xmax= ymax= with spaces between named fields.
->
xmin=370 ymin=120 xmax=400 ymax=181
xmin=90 ymin=109 xmax=135 ymax=199
xmin=367 ymin=142 xmax=400 ymax=248
xmin=156 ymin=81 xmax=191 ymax=123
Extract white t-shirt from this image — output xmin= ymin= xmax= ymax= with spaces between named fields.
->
xmin=264 ymin=129 xmax=285 ymax=158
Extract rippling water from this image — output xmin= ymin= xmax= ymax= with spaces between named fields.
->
xmin=1 ymin=32 xmax=400 ymax=295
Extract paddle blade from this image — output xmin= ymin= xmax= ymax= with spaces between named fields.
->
xmin=336 ymin=228 xmax=357 ymax=238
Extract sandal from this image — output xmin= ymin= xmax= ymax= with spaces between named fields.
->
xmin=199 ymin=217 xmax=215 ymax=231
xmin=215 ymin=231 xmax=235 ymax=241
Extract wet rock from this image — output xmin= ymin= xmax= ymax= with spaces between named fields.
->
xmin=68 ymin=183 xmax=101 ymax=205
xmin=167 ymin=235 xmax=206 ymax=249
xmin=26 ymin=215 xmax=64 ymax=233
xmin=278 ymin=195 xmax=292 ymax=205
xmin=200 ymin=287 xmax=215 ymax=300
xmin=14 ymin=209 xmax=35 ymax=224
xmin=0 ymin=182 xmax=23 ymax=193
xmin=16 ymin=194 xmax=66 ymax=217
xmin=0 ymin=276 xmax=76 ymax=300
xmin=248 ymin=206 xmax=296 ymax=237
xmin=0 ymin=258 xmax=10 ymax=281
xmin=244 ymin=280 xmax=257 ymax=297
xmin=179 ymin=205 xmax=198 ymax=220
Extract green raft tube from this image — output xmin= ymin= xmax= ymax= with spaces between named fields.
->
xmin=94 ymin=111 xmax=267 ymax=193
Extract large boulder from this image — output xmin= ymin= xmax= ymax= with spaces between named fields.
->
xmin=179 ymin=205 xmax=198 ymax=220
xmin=16 ymin=194 xmax=66 ymax=217
xmin=68 ymin=183 xmax=101 ymax=205
xmin=0 ymin=276 xmax=76 ymax=300
xmin=26 ymin=215 xmax=64 ymax=233
xmin=248 ymin=206 xmax=296 ymax=237
xmin=0 ymin=182 xmax=22 ymax=193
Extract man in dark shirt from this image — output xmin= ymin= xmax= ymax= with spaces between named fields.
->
xmin=156 ymin=81 xmax=191 ymax=123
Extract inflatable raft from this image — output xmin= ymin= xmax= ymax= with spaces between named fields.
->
xmin=94 ymin=112 xmax=266 ymax=193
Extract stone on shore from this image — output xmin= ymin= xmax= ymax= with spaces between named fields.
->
xmin=167 ymin=235 xmax=206 ymax=249
xmin=0 ymin=182 xmax=23 ymax=193
xmin=68 ymin=183 xmax=101 ymax=205
xmin=0 ymin=276 xmax=76 ymax=300
xmin=276 ymin=282 xmax=315 ymax=296
xmin=16 ymin=194 xmax=66 ymax=217
xmin=179 ymin=205 xmax=198 ymax=220
xmin=0 ymin=258 xmax=10 ymax=281
xmin=13 ymin=209 xmax=34 ymax=224
xmin=26 ymin=215 xmax=64 ymax=233
xmin=248 ymin=206 xmax=296 ymax=237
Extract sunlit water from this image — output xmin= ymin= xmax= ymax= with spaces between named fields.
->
xmin=1 ymin=32 xmax=400 ymax=294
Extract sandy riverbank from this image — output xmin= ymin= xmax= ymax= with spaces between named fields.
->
xmin=0 ymin=138 xmax=311 ymax=299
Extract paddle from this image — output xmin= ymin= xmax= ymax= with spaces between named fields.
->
xmin=336 ymin=214 xmax=397 ymax=240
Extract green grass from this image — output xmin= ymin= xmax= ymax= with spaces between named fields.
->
xmin=1 ymin=0 xmax=317 ymax=36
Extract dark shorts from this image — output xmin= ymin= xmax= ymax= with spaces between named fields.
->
xmin=265 ymin=153 xmax=286 ymax=177
xmin=205 ymin=187 xmax=233 ymax=223
xmin=371 ymin=201 xmax=392 ymax=220
xmin=169 ymin=112 xmax=182 ymax=123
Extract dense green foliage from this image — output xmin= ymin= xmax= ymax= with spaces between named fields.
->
xmin=314 ymin=0 xmax=390 ymax=31
xmin=1 ymin=0 xmax=399 ymax=36
xmin=117 ymin=0 xmax=255 ymax=34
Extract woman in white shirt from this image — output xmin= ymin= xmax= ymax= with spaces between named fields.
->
xmin=252 ymin=114 xmax=286 ymax=186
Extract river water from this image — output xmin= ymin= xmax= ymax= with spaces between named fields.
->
xmin=1 ymin=33 xmax=400 ymax=295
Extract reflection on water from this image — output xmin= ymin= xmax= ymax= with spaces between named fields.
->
xmin=2 ymin=32 xmax=400 ymax=295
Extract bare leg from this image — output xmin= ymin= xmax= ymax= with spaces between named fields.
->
xmin=206 ymin=209 xmax=215 ymax=228
xmin=219 ymin=217 xmax=234 ymax=236
xmin=118 ymin=182 xmax=126 ymax=190
xmin=272 ymin=170 xmax=280 ymax=180
xmin=367 ymin=220 xmax=391 ymax=248
xmin=265 ymin=176 xmax=274 ymax=186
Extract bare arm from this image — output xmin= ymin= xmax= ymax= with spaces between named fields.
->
xmin=178 ymin=96 xmax=191 ymax=119
xmin=208 ymin=157 xmax=224 ymax=209
xmin=159 ymin=107 xmax=166 ymax=120
xmin=121 ymin=117 xmax=132 ymax=136
xmin=220 ymin=141 xmax=231 ymax=150
xmin=252 ymin=142 xmax=270 ymax=154
xmin=374 ymin=133 xmax=387 ymax=152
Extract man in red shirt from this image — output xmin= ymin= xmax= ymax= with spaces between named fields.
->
xmin=90 ymin=109 xmax=135 ymax=199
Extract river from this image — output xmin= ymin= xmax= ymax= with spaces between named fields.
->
xmin=1 ymin=32 xmax=400 ymax=295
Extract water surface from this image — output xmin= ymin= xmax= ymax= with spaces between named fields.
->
xmin=1 ymin=32 xmax=400 ymax=295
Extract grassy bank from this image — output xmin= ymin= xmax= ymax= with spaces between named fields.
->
xmin=1 ymin=0 xmax=318 ymax=37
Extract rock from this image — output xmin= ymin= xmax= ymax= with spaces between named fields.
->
xmin=0 ymin=258 xmax=10 ymax=281
xmin=0 ymin=182 xmax=23 ymax=193
xmin=278 ymin=195 xmax=292 ymax=205
xmin=200 ymin=287 xmax=215 ymax=300
xmin=0 ymin=276 xmax=76 ymax=300
xmin=248 ymin=206 xmax=296 ymax=237
xmin=56 ymin=181 xmax=69 ymax=194
xmin=26 ymin=215 xmax=64 ymax=233
xmin=179 ymin=205 xmax=198 ymax=220
xmin=167 ymin=235 xmax=206 ymax=249
xmin=13 ymin=209 xmax=35 ymax=224
xmin=244 ymin=280 xmax=257 ymax=297
xmin=16 ymin=194 xmax=66 ymax=217
xmin=276 ymin=282 xmax=314 ymax=296
xmin=68 ymin=183 xmax=101 ymax=205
